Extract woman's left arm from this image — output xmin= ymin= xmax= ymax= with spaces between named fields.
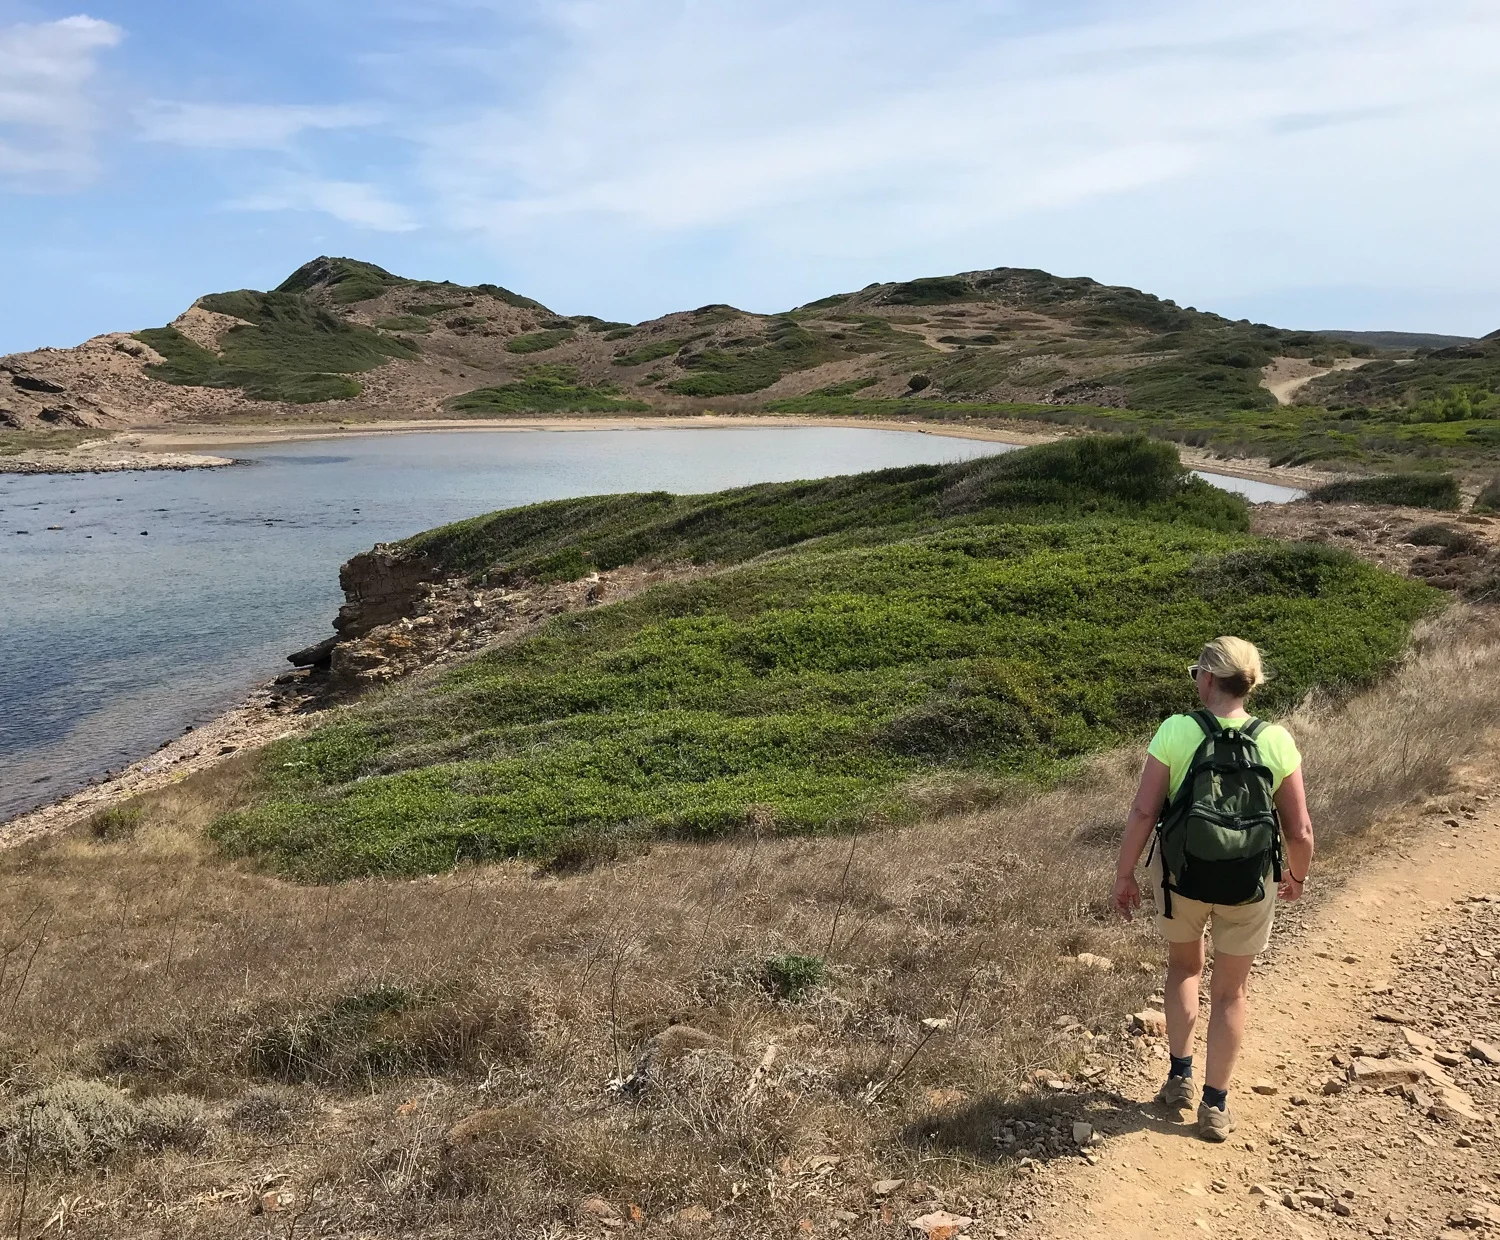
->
xmin=1113 ymin=755 xmax=1170 ymax=919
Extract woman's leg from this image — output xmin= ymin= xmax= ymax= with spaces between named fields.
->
xmin=1165 ymin=936 xmax=1206 ymax=1058
xmin=1205 ymin=951 xmax=1255 ymax=1090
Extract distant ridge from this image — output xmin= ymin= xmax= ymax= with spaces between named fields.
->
xmin=1315 ymin=329 xmax=1477 ymax=351
xmin=2 ymin=256 xmax=1497 ymax=472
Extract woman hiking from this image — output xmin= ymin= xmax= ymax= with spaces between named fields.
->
xmin=1113 ymin=636 xmax=1315 ymax=1141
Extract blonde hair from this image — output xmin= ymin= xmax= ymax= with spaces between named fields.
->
xmin=1196 ymin=636 xmax=1266 ymax=698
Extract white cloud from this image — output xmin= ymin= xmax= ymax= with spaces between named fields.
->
xmin=394 ymin=0 xmax=1500 ymax=326
xmin=136 ymin=101 xmax=382 ymax=149
xmin=231 ymin=177 xmax=418 ymax=232
xmin=420 ymin=0 xmax=1500 ymax=236
xmin=0 ymin=14 xmax=123 ymax=190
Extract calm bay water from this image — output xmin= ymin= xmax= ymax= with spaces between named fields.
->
xmin=0 ymin=427 xmax=1300 ymax=822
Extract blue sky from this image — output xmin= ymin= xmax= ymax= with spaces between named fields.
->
xmin=3 ymin=0 xmax=1498 ymax=353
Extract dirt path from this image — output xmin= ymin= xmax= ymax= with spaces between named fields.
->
xmin=1025 ymin=762 xmax=1500 ymax=1240
xmin=1261 ymin=357 xmax=1370 ymax=406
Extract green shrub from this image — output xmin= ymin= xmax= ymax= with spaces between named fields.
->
xmin=613 ymin=336 xmax=698 ymax=366
xmin=1407 ymin=523 xmax=1481 ymax=553
xmin=376 ymin=315 xmax=432 ymax=333
xmin=1307 ymin=472 xmax=1462 ymax=510
xmin=473 ymin=283 xmax=547 ymax=311
xmin=761 ymin=954 xmax=826 ymax=1000
xmin=814 ymin=377 xmax=879 ymax=397
xmin=505 ymin=329 xmax=573 ymax=354
xmin=448 ymin=369 xmax=650 ymax=416
xmin=239 ymin=984 xmax=530 ymax=1084
xmin=908 ymin=374 xmax=932 ymax=392
xmin=209 ymin=437 xmax=1432 ymax=881
xmin=88 ymin=803 xmax=143 ymax=841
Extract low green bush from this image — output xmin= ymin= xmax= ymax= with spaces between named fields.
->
xmin=447 ymin=369 xmax=650 ymax=416
xmin=613 ymin=336 xmax=698 ymax=366
xmin=761 ymin=954 xmax=826 ymax=1000
xmin=376 ymin=315 xmax=432 ymax=333
xmin=505 ymin=329 xmax=573 ymax=354
xmin=473 ymin=283 xmax=547 ymax=311
xmin=1407 ymin=523 xmax=1481 ymax=553
xmin=1472 ymin=477 xmax=1500 ymax=513
xmin=1306 ymin=472 xmax=1462 ymax=510
xmin=88 ymin=803 xmax=143 ymax=841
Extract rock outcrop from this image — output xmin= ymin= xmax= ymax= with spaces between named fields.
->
xmin=288 ymin=542 xmax=705 ymax=695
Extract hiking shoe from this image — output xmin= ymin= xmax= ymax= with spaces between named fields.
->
xmin=1155 ymin=1075 xmax=1197 ymax=1111
xmin=1197 ymin=1101 xmax=1235 ymax=1142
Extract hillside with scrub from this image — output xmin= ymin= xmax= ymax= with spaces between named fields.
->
xmin=212 ymin=437 xmax=1433 ymax=880
xmin=5 ymin=255 xmax=1499 ymax=474
xmin=6 ymin=435 xmax=1500 ymax=1238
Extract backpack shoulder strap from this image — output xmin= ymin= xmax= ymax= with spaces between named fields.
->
xmin=1190 ymin=709 xmax=1220 ymax=740
xmin=1242 ymin=717 xmax=1265 ymax=740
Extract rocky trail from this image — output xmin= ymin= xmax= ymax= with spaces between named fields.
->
xmin=1017 ymin=762 xmax=1500 ymax=1240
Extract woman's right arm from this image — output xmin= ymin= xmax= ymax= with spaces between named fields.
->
xmin=1274 ymin=766 xmax=1314 ymax=901
xmin=1114 ymin=755 xmax=1170 ymax=919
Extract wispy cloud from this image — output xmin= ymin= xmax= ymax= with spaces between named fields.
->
xmin=136 ymin=101 xmax=382 ymax=150
xmin=0 ymin=15 xmax=123 ymax=191
xmin=416 ymin=0 xmax=1500 ymax=240
xmin=231 ymin=177 xmax=418 ymax=232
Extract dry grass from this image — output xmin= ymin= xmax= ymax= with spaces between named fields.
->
xmin=2 ymin=611 xmax=1499 ymax=1237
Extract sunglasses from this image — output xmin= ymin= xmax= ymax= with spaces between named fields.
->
xmin=1187 ymin=663 xmax=1203 ymax=680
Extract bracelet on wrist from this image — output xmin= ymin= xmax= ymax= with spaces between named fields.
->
xmin=1286 ymin=870 xmax=1306 ymax=884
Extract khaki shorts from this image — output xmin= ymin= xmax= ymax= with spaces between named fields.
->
xmin=1147 ymin=846 xmax=1276 ymax=957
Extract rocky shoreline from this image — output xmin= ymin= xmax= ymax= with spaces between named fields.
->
xmin=0 ymin=541 xmax=705 ymax=847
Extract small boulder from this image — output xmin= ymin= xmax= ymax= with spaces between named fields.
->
xmin=1072 ymin=1121 xmax=1093 ymax=1145
xmin=873 ymin=1179 xmax=906 ymax=1196
xmin=1469 ymin=1038 xmax=1500 ymax=1066
xmin=1130 ymin=1010 xmax=1167 ymax=1037
xmin=1402 ymin=1027 xmax=1439 ymax=1056
xmin=1251 ymin=1080 xmax=1279 ymax=1096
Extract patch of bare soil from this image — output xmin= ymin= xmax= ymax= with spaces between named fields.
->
xmin=1261 ymin=357 xmax=1371 ymax=406
xmin=1251 ymin=503 xmax=1500 ymax=598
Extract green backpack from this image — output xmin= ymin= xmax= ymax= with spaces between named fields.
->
xmin=1153 ymin=710 xmax=1283 ymax=915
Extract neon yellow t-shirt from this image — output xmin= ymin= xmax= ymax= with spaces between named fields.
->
xmin=1147 ymin=714 xmax=1302 ymax=799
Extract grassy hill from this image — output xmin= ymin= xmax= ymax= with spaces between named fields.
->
xmin=5 ymin=254 xmax=1498 ymax=472
xmin=212 ymin=436 xmax=1435 ymax=881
